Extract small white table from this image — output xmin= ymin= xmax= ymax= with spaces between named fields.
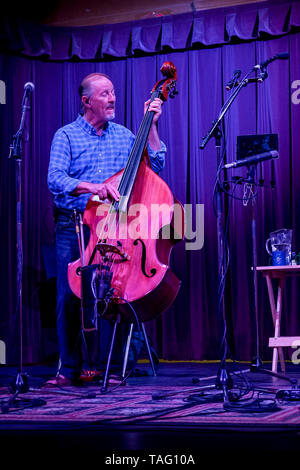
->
xmin=256 ymin=265 xmax=300 ymax=373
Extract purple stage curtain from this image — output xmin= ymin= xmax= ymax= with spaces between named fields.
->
xmin=0 ymin=1 xmax=299 ymax=59
xmin=1 ymin=0 xmax=300 ymax=364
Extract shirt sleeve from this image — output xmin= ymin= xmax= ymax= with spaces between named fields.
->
xmin=147 ymin=140 xmax=166 ymax=173
xmin=47 ymin=129 xmax=81 ymax=197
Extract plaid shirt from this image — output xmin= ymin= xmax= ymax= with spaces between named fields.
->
xmin=48 ymin=114 xmax=166 ymax=212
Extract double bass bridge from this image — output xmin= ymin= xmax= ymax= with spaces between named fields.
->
xmin=96 ymin=241 xmax=130 ymax=262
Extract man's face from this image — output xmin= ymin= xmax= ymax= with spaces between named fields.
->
xmin=86 ymin=77 xmax=116 ymax=123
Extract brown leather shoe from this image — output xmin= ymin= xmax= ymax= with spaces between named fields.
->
xmin=43 ymin=374 xmax=72 ymax=387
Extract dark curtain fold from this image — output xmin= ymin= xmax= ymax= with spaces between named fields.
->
xmin=0 ymin=1 xmax=299 ymax=59
xmin=0 ymin=2 xmax=299 ymax=364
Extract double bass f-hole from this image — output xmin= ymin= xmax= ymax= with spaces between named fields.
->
xmin=133 ymin=238 xmax=157 ymax=278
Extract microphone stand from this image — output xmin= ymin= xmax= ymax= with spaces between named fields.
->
xmin=198 ymin=67 xmax=261 ymax=401
xmin=199 ymin=65 xmax=297 ymax=396
xmin=1 ymin=86 xmax=45 ymax=413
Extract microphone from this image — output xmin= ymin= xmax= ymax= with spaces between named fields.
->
xmin=225 ymin=69 xmax=241 ymax=91
xmin=254 ymin=52 xmax=289 ymax=71
xmin=24 ymin=82 xmax=35 ymax=92
xmin=224 ymin=150 xmax=279 ymax=169
xmin=23 ymin=82 xmax=35 ymax=100
xmin=254 ymin=53 xmax=289 ymax=82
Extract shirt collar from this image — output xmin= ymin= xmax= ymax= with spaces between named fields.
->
xmin=76 ymin=114 xmax=110 ymax=136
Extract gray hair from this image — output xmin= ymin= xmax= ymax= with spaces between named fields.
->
xmin=79 ymin=72 xmax=110 ymax=100
xmin=79 ymin=72 xmax=111 ymax=114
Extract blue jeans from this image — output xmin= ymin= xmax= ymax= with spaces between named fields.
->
xmin=55 ymin=214 xmax=119 ymax=380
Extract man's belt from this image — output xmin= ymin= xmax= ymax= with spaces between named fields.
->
xmin=54 ymin=207 xmax=84 ymax=220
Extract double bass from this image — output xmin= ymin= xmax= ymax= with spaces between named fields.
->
xmin=68 ymin=62 xmax=184 ymax=327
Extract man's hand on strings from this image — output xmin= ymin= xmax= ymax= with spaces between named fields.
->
xmin=91 ymin=182 xmax=120 ymax=201
xmin=74 ymin=181 xmax=120 ymax=201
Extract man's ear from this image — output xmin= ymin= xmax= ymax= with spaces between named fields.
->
xmin=82 ymin=96 xmax=89 ymax=105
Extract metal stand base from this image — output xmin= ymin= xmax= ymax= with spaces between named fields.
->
xmin=100 ymin=317 xmax=157 ymax=393
xmin=122 ymin=322 xmax=157 ymax=378
xmin=1 ymin=373 xmax=28 ymax=413
xmin=250 ymin=356 xmax=297 ymax=385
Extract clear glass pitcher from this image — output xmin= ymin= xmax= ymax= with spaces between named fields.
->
xmin=265 ymin=228 xmax=292 ymax=265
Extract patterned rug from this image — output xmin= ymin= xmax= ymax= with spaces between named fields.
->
xmin=1 ymin=382 xmax=299 ymax=427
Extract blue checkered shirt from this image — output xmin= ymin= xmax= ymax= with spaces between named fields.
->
xmin=48 ymin=114 xmax=166 ymax=212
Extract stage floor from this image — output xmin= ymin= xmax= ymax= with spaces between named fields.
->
xmin=0 ymin=361 xmax=300 ymax=461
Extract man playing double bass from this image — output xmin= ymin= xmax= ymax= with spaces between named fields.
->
xmin=46 ymin=72 xmax=165 ymax=386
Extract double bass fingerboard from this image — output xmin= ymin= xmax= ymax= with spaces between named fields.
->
xmin=112 ymin=86 xmax=163 ymax=213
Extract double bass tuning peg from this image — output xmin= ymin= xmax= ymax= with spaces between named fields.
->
xmin=169 ymin=88 xmax=179 ymax=99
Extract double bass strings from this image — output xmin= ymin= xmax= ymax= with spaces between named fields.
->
xmin=117 ymin=94 xmax=157 ymax=202
xmin=89 ymin=90 xmax=159 ymax=267
xmin=92 ymin=97 xmax=156 ymax=247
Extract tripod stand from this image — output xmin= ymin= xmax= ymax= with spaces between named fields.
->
xmin=1 ymin=82 xmax=45 ymax=413
xmin=73 ymin=215 xmax=158 ymax=393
